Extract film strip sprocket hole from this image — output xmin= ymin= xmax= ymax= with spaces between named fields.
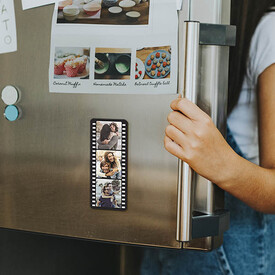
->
xmin=91 ymin=119 xmax=128 ymax=211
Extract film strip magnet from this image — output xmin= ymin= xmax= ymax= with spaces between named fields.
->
xmin=90 ymin=119 xmax=128 ymax=211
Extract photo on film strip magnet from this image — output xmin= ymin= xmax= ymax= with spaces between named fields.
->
xmin=90 ymin=119 xmax=128 ymax=211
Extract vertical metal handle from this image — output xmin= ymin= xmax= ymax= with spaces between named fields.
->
xmin=176 ymin=21 xmax=200 ymax=242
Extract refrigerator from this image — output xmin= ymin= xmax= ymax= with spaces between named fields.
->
xmin=0 ymin=0 xmax=235 ymax=251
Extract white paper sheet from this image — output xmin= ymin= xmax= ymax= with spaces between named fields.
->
xmin=49 ymin=0 xmax=178 ymax=94
xmin=0 ymin=0 xmax=17 ymax=54
xmin=21 ymin=0 xmax=55 ymax=10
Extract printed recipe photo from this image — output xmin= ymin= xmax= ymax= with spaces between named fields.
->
xmin=54 ymin=47 xmax=90 ymax=79
xmin=57 ymin=0 xmax=150 ymax=25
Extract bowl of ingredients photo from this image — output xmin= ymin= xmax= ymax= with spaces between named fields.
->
xmin=126 ymin=11 xmax=140 ymax=22
xmin=119 ymin=0 xmax=136 ymax=12
xmin=58 ymin=0 xmax=73 ymax=10
xmin=63 ymin=5 xmax=80 ymax=21
xmin=115 ymin=55 xmax=131 ymax=75
xmin=108 ymin=6 xmax=123 ymax=15
xmin=83 ymin=2 xmax=102 ymax=16
xmin=95 ymin=53 xmax=110 ymax=75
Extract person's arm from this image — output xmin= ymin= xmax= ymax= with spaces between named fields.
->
xmin=164 ymin=64 xmax=275 ymax=214
xmin=101 ymin=193 xmax=113 ymax=198
xmin=96 ymin=165 xmax=106 ymax=178
xmin=113 ymin=196 xmax=117 ymax=207
xmin=115 ymin=159 xmax=121 ymax=171
xmin=97 ymin=198 xmax=101 ymax=207
xmin=97 ymin=138 xmax=109 ymax=145
xmin=106 ymin=169 xmax=118 ymax=177
xmin=97 ymin=136 xmax=118 ymax=150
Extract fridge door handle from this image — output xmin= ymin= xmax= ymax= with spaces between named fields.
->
xmin=176 ymin=21 xmax=200 ymax=242
xmin=176 ymin=21 xmax=236 ymax=243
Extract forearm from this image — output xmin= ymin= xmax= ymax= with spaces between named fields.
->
xmin=97 ymin=139 xmax=104 ymax=145
xmin=106 ymin=170 xmax=116 ymax=176
xmin=116 ymin=160 xmax=121 ymax=171
xmin=98 ymin=136 xmax=118 ymax=150
xmin=98 ymin=144 xmax=111 ymax=150
xmin=165 ymin=96 xmax=275 ymax=214
xmin=107 ymin=136 xmax=118 ymax=148
xmin=216 ymin=154 xmax=275 ymax=213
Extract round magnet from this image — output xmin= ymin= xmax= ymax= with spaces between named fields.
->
xmin=1 ymin=85 xmax=19 ymax=105
xmin=4 ymin=105 xmax=20 ymax=122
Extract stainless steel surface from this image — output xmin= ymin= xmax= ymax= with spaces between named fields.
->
xmin=177 ymin=6 xmax=190 ymax=94
xmin=0 ymin=1 xmax=181 ymax=249
xmin=190 ymin=0 xmax=231 ymax=24
xmin=194 ymin=45 xmax=229 ymax=215
xmin=180 ymin=0 xmax=191 ymax=18
xmin=0 ymin=0 xmax=232 ymax=251
xmin=183 ymin=235 xmax=223 ymax=251
xmin=184 ymin=45 xmax=230 ymax=250
xmin=177 ymin=0 xmax=231 ymax=250
xmin=176 ymin=21 xmax=199 ymax=242
xmin=199 ymin=24 xmax=236 ymax=46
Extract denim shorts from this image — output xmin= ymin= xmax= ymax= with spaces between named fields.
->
xmin=141 ymin=127 xmax=275 ymax=275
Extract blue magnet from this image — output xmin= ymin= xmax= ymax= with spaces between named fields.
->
xmin=4 ymin=105 xmax=19 ymax=122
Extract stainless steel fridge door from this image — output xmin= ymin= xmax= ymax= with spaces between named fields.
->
xmin=0 ymin=0 xmax=233 ymax=250
xmin=0 ymin=2 xmax=181 ymax=249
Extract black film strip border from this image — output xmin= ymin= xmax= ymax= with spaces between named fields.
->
xmin=91 ymin=120 xmax=97 ymax=208
xmin=121 ymin=122 xmax=127 ymax=209
xmin=90 ymin=119 xmax=128 ymax=210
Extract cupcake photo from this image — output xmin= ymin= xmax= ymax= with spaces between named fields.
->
xmin=75 ymin=56 xmax=88 ymax=74
xmin=54 ymin=47 xmax=90 ymax=79
xmin=64 ymin=60 xmax=80 ymax=77
xmin=54 ymin=59 xmax=65 ymax=75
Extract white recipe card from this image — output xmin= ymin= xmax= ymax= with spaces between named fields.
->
xmin=21 ymin=0 xmax=55 ymax=10
xmin=49 ymin=0 xmax=178 ymax=95
xmin=0 ymin=0 xmax=17 ymax=54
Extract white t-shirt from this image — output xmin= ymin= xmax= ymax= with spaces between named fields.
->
xmin=227 ymin=12 xmax=275 ymax=164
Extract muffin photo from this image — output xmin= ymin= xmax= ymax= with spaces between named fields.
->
xmin=54 ymin=47 xmax=90 ymax=79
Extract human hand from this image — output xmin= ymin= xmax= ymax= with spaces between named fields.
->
xmin=102 ymin=139 xmax=109 ymax=144
xmin=106 ymin=169 xmax=117 ymax=176
xmin=164 ymin=97 xmax=237 ymax=185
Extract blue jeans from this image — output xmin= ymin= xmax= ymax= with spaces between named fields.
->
xmin=141 ymin=127 xmax=275 ymax=274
